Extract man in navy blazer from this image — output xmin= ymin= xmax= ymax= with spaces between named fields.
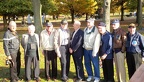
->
xmin=69 ymin=20 xmax=85 ymax=82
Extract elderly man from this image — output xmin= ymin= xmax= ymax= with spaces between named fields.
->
xmin=98 ymin=22 xmax=114 ymax=82
xmin=111 ymin=19 xmax=126 ymax=82
xmin=83 ymin=18 xmax=101 ymax=82
xmin=126 ymin=23 xmax=144 ymax=79
xmin=3 ymin=21 xmax=21 ymax=82
xmin=21 ymin=25 xmax=40 ymax=82
xmin=54 ymin=19 xmax=70 ymax=81
xmin=69 ymin=20 xmax=84 ymax=82
xmin=40 ymin=22 xmax=57 ymax=81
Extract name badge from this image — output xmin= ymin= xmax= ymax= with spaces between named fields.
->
xmin=132 ymin=40 xmax=138 ymax=46
xmin=30 ymin=43 xmax=36 ymax=49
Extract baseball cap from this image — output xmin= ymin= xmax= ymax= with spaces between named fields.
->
xmin=128 ymin=23 xmax=136 ymax=28
xmin=98 ymin=22 xmax=106 ymax=27
xmin=111 ymin=19 xmax=120 ymax=24
xmin=61 ymin=19 xmax=68 ymax=25
xmin=46 ymin=22 xmax=53 ymax=27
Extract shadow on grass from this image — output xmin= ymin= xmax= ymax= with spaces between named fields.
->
xmin=0 ymin=67 xmax=76 ymax=82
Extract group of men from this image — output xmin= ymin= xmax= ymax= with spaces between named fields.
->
xmin=3 ymin=18 xmax=144 ymax=82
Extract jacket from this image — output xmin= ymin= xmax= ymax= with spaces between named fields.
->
xmin=99 ymin=31 xmax=113 ymax=59
xmin=54 ymin=27 xmax=70 ymax=56
xmin=3 ymin=29 xmax=20 ymax=56
xmin=126 ymin=32 xmax=144 ymax=57
xmin=21 ymin=33 xmax=40 ymax=60
xmin=83 ymin=26 xmax=101 ymax=56
xmin=112 ymin=27 xmax=126 ymax=53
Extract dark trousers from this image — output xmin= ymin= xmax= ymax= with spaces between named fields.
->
xmin=72 ymin=55 xmax=84 ymax=79
xmin=102 ymin=59 xmax=114 ymax=82
xmin=10 ymin=51 xmax=21 ymax=81
xmin=25 ymin=56 xmax=39 ymax=81
xmin=44 ymin=50 xmax=57 ymax=79
xmin=59 ymin=45 xmax=70 ymax=80
xmin=126 ymin=52 xmax=142 ymax=79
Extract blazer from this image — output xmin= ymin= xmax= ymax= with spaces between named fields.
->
xmin=21 ymin=33 xmax=40 ymax=60
xmin=70 ymin=29 xmax=84 ymax=57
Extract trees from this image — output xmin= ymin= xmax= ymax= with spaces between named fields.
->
xmin=55 ymin=0 xmax=97 ymax=23
xmin=0 ymin=0 xmax=32 ymax=30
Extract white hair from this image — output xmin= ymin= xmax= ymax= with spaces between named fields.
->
xmin=9 ymin=21 xmax=16 ymax=27
xmin=74 ymin=20 xmax=81 ymax=25
xmin=28 ymin=24 xmax=35 ymax=30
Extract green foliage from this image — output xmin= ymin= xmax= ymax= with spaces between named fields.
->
xmin=0 ymin=0 xmax=32 ymax=16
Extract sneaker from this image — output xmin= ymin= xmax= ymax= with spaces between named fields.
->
xmin=94 ymin=79 xmax=100 ymax=82
xmin=86 ymin=77 xmax=92 ymax=81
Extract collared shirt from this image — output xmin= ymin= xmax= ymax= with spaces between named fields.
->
xmin=40 ymin=29 xmax=56 ymax=50
xmin=60 ymin=27 xmax=69 ymax=45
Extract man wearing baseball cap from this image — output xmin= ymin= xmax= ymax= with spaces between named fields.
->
xmin=98 ymin=22 xmax=114 ymax=82
xmin=40 ymin=22 xmax=57 ymax=81
xmin=126 ymin=23 xmax=144 ymax=79
xmin=83 ymin=18 xmax=101 ymax=82
xmin=111 ymin=19 xmax=126 ymax=82
xmin=54 ymin=19 xmax=71 ymax=81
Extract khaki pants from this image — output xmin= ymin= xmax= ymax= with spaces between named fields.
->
xmin=114 ymin=51 xmax=126 ymax=82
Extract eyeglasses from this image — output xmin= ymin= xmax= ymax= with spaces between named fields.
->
xmin=128 ymin=26 xmax=135 ymax=28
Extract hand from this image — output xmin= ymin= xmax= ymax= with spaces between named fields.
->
xmin=101 ymin=54 xmax=107 ymax=60
xmin=7 ymin=56 xmax=12 ymax=60
xmin=69 ymin=48 xmax=73 ymax=54
xmin=142 ymin=57 xmax=144 ymax=62
xmin=57 ymin=53 xmax=61 ymax=58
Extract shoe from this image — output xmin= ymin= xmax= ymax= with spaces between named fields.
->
xmin=52 ymin=78 xmax=56 ymax=81
xmin=47 ymin=77 xmax=50 ymax=81
xmin=86 ymin=77 xmax=92 ymax=81
xmin=75 ymin=78 xmax=85 ymax=82
xmin=34 ymin=77 xmax=40 ymax=82
xmin=94 ymin=79 xmax=100 ymax=82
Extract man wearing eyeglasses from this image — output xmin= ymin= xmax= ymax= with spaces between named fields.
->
xmin=40 ymin=22 xmax=57 ymax=81
xmin=126 ymin=23 xmax=144 ymax=79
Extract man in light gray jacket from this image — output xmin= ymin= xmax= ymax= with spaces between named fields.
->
xmin=83 ymin=18 xmax=101 ymax=82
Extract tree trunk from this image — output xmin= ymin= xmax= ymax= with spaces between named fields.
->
xmin=103 ymin=0 xmax=111 ymax=32
xmin=136 ymin=0 xmax=142 ymax=28
xmin=120 ymin=0 xmax=124 ymax=21
xmin=70 ymin=9 xmax=74 ymax=23
xmin=86 ymin=13 xmax=88 ymax=21
xmin=32 ymin=0 xmax=42 ymax=34
xmin=3 ymin=15 xmax=7 ymax=31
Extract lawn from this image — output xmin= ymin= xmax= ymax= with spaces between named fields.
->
xmin=0 ymin=17 xmax=144 ymax=82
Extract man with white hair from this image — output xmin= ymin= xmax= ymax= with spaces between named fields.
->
xmin=21 ymin=25 xmax=40 ymax=82
xmin=69 ymin=20 xmax=84 ymax=82
xmin=83 ymin=18 xmax=101 ymax=82
xmin=3 ymin=21 xmax=21 ymax=82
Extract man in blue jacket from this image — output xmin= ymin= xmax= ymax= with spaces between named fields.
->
xmin=69 ymin=20 xmax=85 ymax=82
xmin=126 ymin=23 xmax=144 ymax=79
xmin=98 ymin=22 xmax=114 ymax=82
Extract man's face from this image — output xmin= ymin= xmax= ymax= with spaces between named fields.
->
xmin=61 ymin=23 xmax=68 ymax=29
xmin=28 ymin=27 xmax=35 ymax=35
xmin=46 ymin=25 xmax=53 ymax=32
xmin=87 ymin=22 xmax=94 ymax=28
xmin=9 ymin=23 xmax=17 ymax=32
xmin=98 ymin=26 xmax=106 ymax=34
xmin=128 ymin=27 xmax=136 ymax=35
xmin=111 ymin=23 xmax=119 ymax=30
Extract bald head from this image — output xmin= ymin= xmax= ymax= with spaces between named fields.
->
xmin=9 ymin=21 xmax=17 ymax=32
xmin=28 ymin=25 xmax=35 ymax=35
